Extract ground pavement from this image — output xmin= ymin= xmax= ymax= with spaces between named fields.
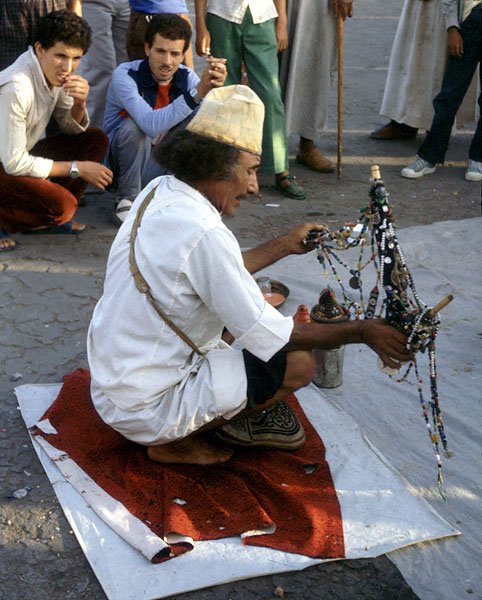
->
xmin=0 ymin=1 xmax=480 ymax=598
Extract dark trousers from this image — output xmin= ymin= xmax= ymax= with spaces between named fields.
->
xmin=0 ymin=128 xmax=108 ymax=233
xmin=418 ymin=4 xmax=481 ymax=164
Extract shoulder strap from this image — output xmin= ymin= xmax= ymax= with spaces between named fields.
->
xmin=128 ymin=186 xmax=205 ymax=357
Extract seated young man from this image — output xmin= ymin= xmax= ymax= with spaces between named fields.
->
xmin=103 ymin=13 xmax=227 ymax=225
xmin=0 ymin=10 xmax=113 ymax=253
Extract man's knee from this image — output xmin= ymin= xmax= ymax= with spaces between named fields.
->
xmin=117 ymin=118 xmax=148 ymax=145
xmin=111 ymin=119 xmax=150 ymax=170
xmin=284 ymin=350 xmax=315 ymax=391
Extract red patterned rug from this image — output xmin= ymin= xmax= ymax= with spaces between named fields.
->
xmin=32 ymin=369 xmax=345 ymax=563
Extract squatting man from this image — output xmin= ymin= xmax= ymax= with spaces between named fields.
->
xmin=87 ymin=86 xmax=412 ymax=466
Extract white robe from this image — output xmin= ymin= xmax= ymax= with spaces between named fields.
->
xmin=279 ymin=0 xmax=337 ymax=140
xmin=87 ymin=176 xmax=293 ymax=446
xmin=380 ymin=0 xmax=478 ymax=130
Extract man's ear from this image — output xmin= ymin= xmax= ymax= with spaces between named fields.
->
xmin=34 ymin=41 xmax=44 ymax=57
xmin=144 ymin=41 xmax=150 ymax=57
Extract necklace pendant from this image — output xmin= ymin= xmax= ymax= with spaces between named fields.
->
xmin=349 ymin=276 xmax=360 ymax=289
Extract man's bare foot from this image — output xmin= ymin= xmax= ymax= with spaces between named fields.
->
xmin=148 ymin=434 xmax=233 ymax=465
xmin=21 ymin=220 xmax=86 ymax=234
xmin=0 ymin=230 xmax=16 ymax=252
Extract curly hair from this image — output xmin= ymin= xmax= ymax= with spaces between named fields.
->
xmin=34 ymin=10 xmax=91 ymax=53
xmin=145 ymin=14 xmax=191 ymax=53
xmin=154 ymin=130 xmax=241 ymax=184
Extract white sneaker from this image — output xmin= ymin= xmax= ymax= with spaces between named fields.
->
xmin=465 ymin=160 xmax=482 ymax=182
xmin=113 ymin=197 xmax=134 ymax=226
xmin=401 ymin=156 xmax=437 ymax=179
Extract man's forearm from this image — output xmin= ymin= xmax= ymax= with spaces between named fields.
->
xmin=273 ymin=0 xmax=287 ymax=21
xmin=68 ymin=0 xmax=82 ymax=16
xmin=242 ymin=236 xmax=293 ymax=274
xmin=71 ymin=104 xmax=86 ymax=125
xmin=194 ymin=0 xmax=208 ymax=29
xmin=285 ymin=320 xmax=364 ymax=352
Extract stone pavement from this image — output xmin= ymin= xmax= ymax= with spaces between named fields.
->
xmin=0 ymin=1 xmax=480 ymax=598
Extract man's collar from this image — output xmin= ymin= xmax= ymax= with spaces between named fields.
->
xmin=138 ymin=58 xmax=158 ymax=88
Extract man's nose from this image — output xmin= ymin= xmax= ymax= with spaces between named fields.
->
xmin=62 ymin=57 xmax=74 ymax=72
xmin=247 ymin=175 xmax=259 ymax=195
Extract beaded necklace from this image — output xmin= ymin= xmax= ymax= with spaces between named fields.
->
xmin=307 ymin=166 xmax=452 ymax=498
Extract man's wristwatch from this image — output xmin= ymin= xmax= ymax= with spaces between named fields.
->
xmin=191 ymin=90 xmax=202 ymax=105
xmin=69 ymin=161 xmax=80 ymax=179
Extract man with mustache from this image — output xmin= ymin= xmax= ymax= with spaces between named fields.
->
xmin=87 ymin=85 xmax=411 ymax=466
xmin=103 ymin=12 xmax=227 ymax=226
xmin=0 ymin=10 xmax=112 ymax=252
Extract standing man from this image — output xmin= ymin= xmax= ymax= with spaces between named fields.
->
xmin=194 ymin=0 xmax=306 ymax=200
xmin=369 ymin=0 xmax=448 ymax=141
xmin=87 ymin=85 xmax=411 ymax=465
xmin=401 ymin=0 xmax=481 ymax=181
xmin=103 ymin=13 xmax=226 ymax=225
xmin=0 ymin=10 xmax=112 ymax=252
xmin=0 ymin=0 xmax=82 ymax=71
xmin=77 ymin=0 xmax=131 ymax=128
xmin=279 ymin=0 xmax=353 ymax=173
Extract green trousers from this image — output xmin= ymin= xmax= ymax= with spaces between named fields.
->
xmin=206 ymin=10 xmax=289 ymax=174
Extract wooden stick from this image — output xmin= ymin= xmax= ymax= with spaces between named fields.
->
xmin=430 ymin=294 xmax=454 ymax=317
xmin=337 ymin=15 xmax=344 ymax=179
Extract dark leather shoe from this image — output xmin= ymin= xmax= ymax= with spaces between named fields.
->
xmin=214 ymin=400 xmax=306 ymax=451
xmin=369 ymin=122 xmax=418 ymax=140
xmin=296 ymin=147 xmax=335 ymax=173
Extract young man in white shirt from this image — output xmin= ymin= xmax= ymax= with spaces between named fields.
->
xmin=0 ymin=9 xmax=112 ymax=252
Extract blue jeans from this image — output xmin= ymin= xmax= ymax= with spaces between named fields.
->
xmin=418 ymin=4 xmax=481 ymax=164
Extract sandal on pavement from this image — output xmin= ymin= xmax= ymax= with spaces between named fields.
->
xmin=275 ymin=174 xmax=306 ymax=200
xmin=0 ymin=229 xmax=17 ymax=252
xmin=113 ymin=197 xmax=134 ymax=227
xmin=21 ymin=220 xmax=86 ymax=235
xmin=213 ymin=400 xmax=306 ymax=451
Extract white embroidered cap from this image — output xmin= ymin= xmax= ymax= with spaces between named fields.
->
xmin=186 ymin=85 xmax=265 ymax=155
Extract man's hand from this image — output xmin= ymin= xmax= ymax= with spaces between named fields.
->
xmin=196 ymin=24 xmax=211 ymax=57
xmin=196 ymin=56 xmax=227 ymax=97
xmin=63 ymin=74 xmax=89 ymax=107
xmin=77 ymin=161 xmax=113 ymax=190
xmin=360 ymin=319 xmax=412 ymax=369
xmin=275 ymin=19 xmax=288 ymax=52
xmin=280 ymin=222 xmax=327 ymax=255
xmin=447 ymin=27 xmax=463 ymax=58
xmin=332 ymin=0 xmax=353 ymax=21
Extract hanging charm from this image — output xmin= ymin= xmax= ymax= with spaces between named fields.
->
xmin=304 ymin=165 xmax=453 ymax=498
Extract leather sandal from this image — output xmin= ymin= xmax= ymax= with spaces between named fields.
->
xmin=275 ymin=174 xmax=306 ymax=200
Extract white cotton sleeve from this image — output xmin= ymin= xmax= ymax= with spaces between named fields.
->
xmin=185 ymin=227 xmax=294 ymax=362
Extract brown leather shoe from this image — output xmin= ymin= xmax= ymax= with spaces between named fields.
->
xmin=296 ymin=147 xmax=335 ymax=173
xmin=369 ymin=121 xmax=418 ymax=140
